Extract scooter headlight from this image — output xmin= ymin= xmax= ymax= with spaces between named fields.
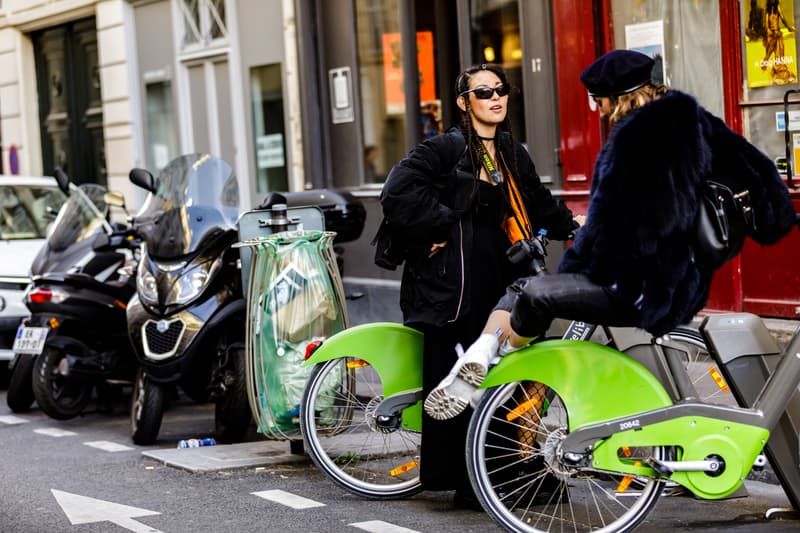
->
xmin=137 ymin=261 xmax=159 ymax=305
xmin=167 ymin=257 xmax=220 ymax=306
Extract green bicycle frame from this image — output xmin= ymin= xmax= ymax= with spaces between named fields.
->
xmin=482 ymin=339 xmax=770 ymax=500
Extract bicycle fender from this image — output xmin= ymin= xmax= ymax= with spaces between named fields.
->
xmin=481 ymin=340 xmax=673 ymax=430
xmin=303 ymin=322 xmax=423 ymax=431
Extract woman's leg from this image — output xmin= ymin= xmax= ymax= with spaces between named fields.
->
xmin=424 ymin=273 xmax=640 ymax=420
xmin=509 ymin=273 xmax=640 ymax=338
xmin=418 ymin=322 xmax=475 ymax=493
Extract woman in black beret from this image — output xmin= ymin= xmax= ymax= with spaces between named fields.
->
xmin=426 ymin=49 xmax=795 ymax=417
xmin=380 ymin=63 xmax=579 ymax=509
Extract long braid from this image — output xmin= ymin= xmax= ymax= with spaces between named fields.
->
xmin=456 ymin=63 xmax=528 ymax=232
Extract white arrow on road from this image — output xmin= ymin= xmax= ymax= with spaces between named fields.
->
xmin=51 ymin=489 xmax=162 ymax=533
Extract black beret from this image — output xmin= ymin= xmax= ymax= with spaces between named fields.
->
xmin=580 ymin=49 xmax=655 ymax=97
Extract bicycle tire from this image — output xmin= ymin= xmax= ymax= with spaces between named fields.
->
xmin=299 ymin=357 xmax=422 ymax=499
xmin=467 ymin=379 xmax=667 ymax=532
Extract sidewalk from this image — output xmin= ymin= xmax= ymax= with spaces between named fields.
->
xmin=762 ymin=317 xmax=800 ymax=347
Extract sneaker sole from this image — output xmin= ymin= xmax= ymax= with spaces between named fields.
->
xmin=424 ymin=362 xmax=487 ymax=420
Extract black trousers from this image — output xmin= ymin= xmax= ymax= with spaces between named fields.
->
xmin=496 ymin=273 xmax=642 ymax=338
xmin=416 ymin=320 xmax=478 ymax=492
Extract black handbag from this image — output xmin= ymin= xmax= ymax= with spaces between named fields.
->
xmin=694 ymin=180 xmax=753 ymax=270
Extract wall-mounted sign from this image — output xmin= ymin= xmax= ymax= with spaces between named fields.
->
xmin=256 ymin=134 xmax=285 ymax=169
xmin=328 ymin=67 xmax=354 ymax=124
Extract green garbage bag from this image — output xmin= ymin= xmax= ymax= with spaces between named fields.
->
xmin=242 ymin=230 xmax=348 ymax=438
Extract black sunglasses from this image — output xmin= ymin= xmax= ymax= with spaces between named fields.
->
xmin=460 ymin=84 xmax=511 ymax=99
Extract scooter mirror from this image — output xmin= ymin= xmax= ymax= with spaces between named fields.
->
xmin=129 ymin=168 xmax=157 ymax=193
xmin=54 ymin=166 xmax=70 ymax=195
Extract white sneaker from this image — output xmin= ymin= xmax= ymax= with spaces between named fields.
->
xmin=424 ymin=334 xmax=498 ymax=420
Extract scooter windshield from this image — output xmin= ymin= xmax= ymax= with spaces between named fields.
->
xmin=47 ymin=183 xmax=112 ymax=252
xmin=135 ymin=154 xmax=240 ymax=258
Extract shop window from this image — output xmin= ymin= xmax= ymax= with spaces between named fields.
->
xmin=180 ymin=0 xmax=228 ymax=48
xmin=145 ymin=81 xmax=178 ymax=172
xmin=470 ymin=0 xmax=525 ymax=144
xmin=740 ymin=0 xmax=800 ymax=169
xmin=250 ymin=64 xmax=288 ymax=194
xmin=610 ymin=1 xmax=723 ymax=118
xmin=355 ymin=0 xmax=405 ymax=184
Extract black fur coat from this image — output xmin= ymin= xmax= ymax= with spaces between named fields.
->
xmin=559 ymin=90 xmax=795 ymax=335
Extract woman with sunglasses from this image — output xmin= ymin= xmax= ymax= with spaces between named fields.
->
xmin=379 ymin=63 xmax=579 ymax=509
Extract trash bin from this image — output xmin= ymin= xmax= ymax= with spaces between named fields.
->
xmin=237 ymin=207 xmax=349 ymax=439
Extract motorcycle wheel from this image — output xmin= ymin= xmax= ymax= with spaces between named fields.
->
xmin=130 ymin=368 xmax=165 ymax=445
xmin=32 ymin=347 xmax=93 ymax=420
xmin=6 ymin=354 xmax=36 ymax=413
xmin=214 ymin=343 xmax=252 ymax=443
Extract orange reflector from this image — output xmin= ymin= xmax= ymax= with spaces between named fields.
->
xmin=617 ymin=476 xmax=634 ymax=493
xmin=616 ymin=461 xmax=641 ymax=493
xmin=708 ymin=366 xmax=730 ymax=392
xmin=621 ymin=446 xmax=632 ymax=458
xmin=346 ymin=359 xmax=369 ymax=369
xmin=113 ymin=299 xmax=127 ymax=310
xmin=506 ymin=397 xmax=539 ymax=422
xmin=389 ymin=460 xmax=419 ymax=477
xmin=48 ymin=316 xmax=60 ymax=329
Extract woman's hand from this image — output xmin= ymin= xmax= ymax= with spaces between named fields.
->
xmin=429 ymin=241 xmax=448 ymax=257
xmin=574 ymin=215 xmax=586 ymax=227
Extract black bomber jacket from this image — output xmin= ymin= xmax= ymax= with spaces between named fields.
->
xmin=381 ymin=126 xmax=576 ymax=327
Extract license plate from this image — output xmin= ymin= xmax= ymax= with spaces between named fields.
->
xmin=12 ymin=326 xmax=49 ymax=355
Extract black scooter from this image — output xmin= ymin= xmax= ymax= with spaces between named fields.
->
xmin=10 ymin=169 xmax=140 ymax=419
xmin=126 ymin=154 xmax=250 ymax=445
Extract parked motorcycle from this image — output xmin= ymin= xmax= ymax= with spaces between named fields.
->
xmin=10 ymin=169 xmax=139 ymax=419
xmin=126 ymin=153 xmax=251 ymax=445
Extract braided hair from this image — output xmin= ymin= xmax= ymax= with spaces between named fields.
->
xmin=455 ymin=63 xmax=525 ymax=227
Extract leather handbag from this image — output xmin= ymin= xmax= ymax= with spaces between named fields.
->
xmin=694 ymin=180 xmax=753 ymax=270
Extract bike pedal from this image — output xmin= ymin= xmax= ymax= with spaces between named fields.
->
xmin=646 ymin=457 xmax=674 ymax=477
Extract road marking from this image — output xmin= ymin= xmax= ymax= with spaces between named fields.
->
xmin=251 ymin=489 xmax=326 ymax=509
xmin=84 ymin=441 xmax=134 ymax=452
xmin=0 ymin=415 xmax=28 ymax=425
xmin=52 ymin=489 xmax=162 ymax=533
xmin=35 ymin=428 xmax=78 ymax=437
xmin=349 ymin=521 xmax=420 ymax=533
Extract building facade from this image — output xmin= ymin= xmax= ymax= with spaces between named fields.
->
xmin=0 ymin=0 xmax=139 ymax=198
xmin=1 ymin=0 xmax=798 ymax=318
xmin=301 ymin=0 xmax=800 ymax=319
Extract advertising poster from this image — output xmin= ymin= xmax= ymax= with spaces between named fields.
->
xmin=625 ymin=20 xmax=666 ymax=83
xmin=382 ymin=31 xmax=436 ymax=115
xmin=745 ymin=0 xmax=797 ymax=87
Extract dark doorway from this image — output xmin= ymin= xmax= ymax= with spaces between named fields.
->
xmin=33 ymin=18 xmax=106 ymax=185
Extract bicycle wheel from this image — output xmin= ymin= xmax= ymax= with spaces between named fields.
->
xmin=299 ymin=357 xmax=422 ymax=499
xmin=467 ymin=380 xmax=666 ymax=533
xmin=664 ymin=327 xmax=736 ymax=406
